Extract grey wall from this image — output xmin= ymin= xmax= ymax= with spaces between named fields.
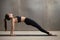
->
xmin=0 ymin=0 xmax=60 ymax=31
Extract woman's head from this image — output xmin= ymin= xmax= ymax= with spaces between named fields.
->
xmin=5 ymin=12 xmax=13 ymax=20
xmin=4 ymin=12 xmax=13 ymax=31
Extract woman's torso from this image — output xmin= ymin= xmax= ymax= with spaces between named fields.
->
xmin=14 ymin=16 xmax=26 ymax=23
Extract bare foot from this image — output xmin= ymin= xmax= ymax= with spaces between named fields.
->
xmin=48 ymin=33 xmax=53 ymax=36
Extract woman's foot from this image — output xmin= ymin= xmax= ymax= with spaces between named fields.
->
xmin=48 ymin=33 xmax=52 ymax=36
xmin=47 ymin=32 xmax=53 ymax=36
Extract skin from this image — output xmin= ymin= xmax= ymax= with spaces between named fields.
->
xmin=8 ymin=13 xmax=26 ymax=35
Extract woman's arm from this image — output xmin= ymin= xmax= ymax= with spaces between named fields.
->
xmin=10 ymin=18 xmax=15 ymax=35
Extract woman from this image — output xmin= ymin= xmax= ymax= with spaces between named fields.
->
xmin=4 ymin=12 xmax=52 ymax=35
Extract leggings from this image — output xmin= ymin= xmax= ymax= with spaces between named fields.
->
xmin=24 ymin=18 xmax=49 ymax=34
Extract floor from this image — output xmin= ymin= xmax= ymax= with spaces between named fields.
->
xmin=0 ymin=31 xmax=60 ymax=40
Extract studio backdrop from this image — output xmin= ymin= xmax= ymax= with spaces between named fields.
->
xmin=0 ymin=0 xmax=60 ymax=31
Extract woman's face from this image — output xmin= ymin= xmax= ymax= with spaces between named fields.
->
xmin=8 ymin=13 xmax=13 ymax=18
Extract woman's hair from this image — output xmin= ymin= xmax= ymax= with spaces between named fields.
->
xmin=4 ymin=14 xmax=11 ymax=31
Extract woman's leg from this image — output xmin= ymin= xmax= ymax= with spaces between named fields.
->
xmin=24 ymin=18 xmax=52 ymax=35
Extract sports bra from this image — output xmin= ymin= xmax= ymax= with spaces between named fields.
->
xmin=16 ymin=16 xmax=21 ymax=22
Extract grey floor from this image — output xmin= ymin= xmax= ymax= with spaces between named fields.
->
xmin=0 ymin=31 xmax=60 ymax=40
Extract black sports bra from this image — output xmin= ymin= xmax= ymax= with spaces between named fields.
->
xmin=16 ymin=16 xmax=21 ymax=22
